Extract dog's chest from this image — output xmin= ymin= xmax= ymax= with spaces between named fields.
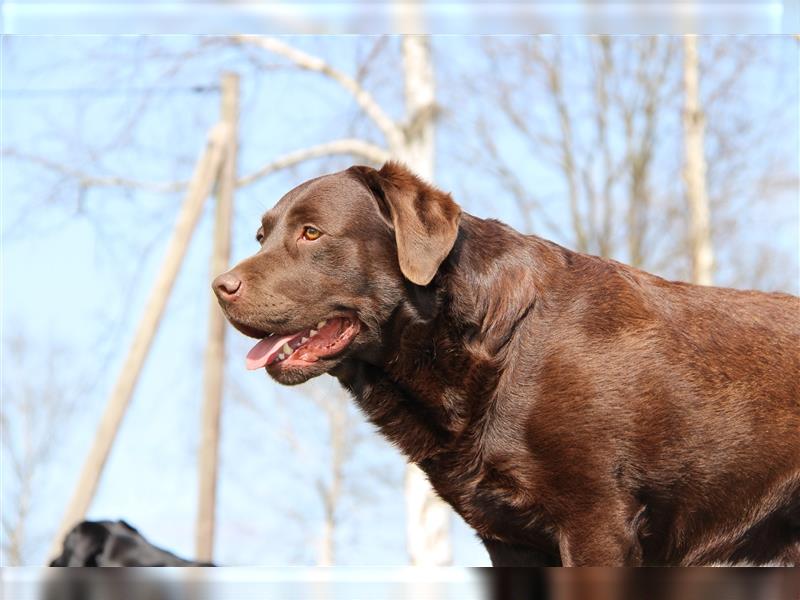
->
xmin=418 ymin=445 xmax=552 ymax=544
xmin=377 ymin=343 xmax=554 ymax=539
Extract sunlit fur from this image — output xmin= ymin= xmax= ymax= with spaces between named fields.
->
xmin=216 ymin=162 xmax=800 ymax=566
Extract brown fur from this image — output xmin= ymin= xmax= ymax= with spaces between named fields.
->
xmin=213 ymin=162 xmax=800 ymax=566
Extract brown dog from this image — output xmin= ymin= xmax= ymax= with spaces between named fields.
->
xmin=213 ymin=162 xmax=800 ymax=566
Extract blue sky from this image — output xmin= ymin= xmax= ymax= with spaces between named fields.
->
xmin=1 ymin=34 xmax=797 ymax=566
xmin=2 ymin=2 xmax=793 ymax=34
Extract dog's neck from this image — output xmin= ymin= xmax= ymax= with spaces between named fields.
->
xmin=334 ymin=214 xmax=562 ymax=463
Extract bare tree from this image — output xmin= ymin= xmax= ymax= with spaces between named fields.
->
xmin=697 ymin=37 xmax=798 ymax=293
xmin=461 ymin=35 xmax=794 ymax=292
xmin=309 ymin=384 xmax=359 ymax=566
xmin=465 ymin=37 xmax=680 ymax=271
xmin=682 ymin=35 xmax=714 ymax=286
xmin=1 ymin=334 xmax=78 ymax=565
xmin=226 ymin=374 xmax=395 ymax=566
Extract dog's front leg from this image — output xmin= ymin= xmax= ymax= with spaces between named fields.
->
xmin=558 ymin=513 xmax=642 ymax=566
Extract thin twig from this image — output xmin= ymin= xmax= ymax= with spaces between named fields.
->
xmin=236 ymin=138 xmax=390 ymax=187
xmin=5 ymin=138 xmax=389 ymax=194
xmin=229 ymin=36 xmax=404 ymax=149
xmin=2 ymin=149 xmax=186 ymax=194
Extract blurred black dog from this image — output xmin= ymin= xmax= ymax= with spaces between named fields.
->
xmin=50 ymin=520 xmax=213 ymax=567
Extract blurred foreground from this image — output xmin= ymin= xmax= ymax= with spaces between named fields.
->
xmin=3 ymin=567 xmax=800 ymax=600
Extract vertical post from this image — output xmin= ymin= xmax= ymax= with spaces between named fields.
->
xmin=195 ymin=72 xmax=239 ymax=562
xmin=682 ymin=35 xmax=714 ymax=286
xmin=48 ymin=123 xmax=229 ymax=562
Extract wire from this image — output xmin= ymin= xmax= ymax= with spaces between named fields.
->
xmin=0 ymin=85 xmax=220 ymax=97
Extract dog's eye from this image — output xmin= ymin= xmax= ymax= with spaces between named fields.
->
xmin=302 ymin=226 xmax=322 ymax=241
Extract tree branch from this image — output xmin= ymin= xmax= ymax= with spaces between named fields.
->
xmin=236 ymin=138 xmax=390 ymax=187
xmin=5 ymin=138 xmax=389 ymax=195
xmin=228 ymin=35 xmax=404 ymax=149
xmin=2 ymin=149 xmax=186 ymax=194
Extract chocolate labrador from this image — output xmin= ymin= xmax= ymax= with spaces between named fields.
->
xmin=213 ymin=161 xmax=800 ymax=566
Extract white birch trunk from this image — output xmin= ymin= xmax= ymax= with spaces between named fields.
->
xmin=319 ymin=519 xmax=334 ymax=566
xmin=682 ymin=35 xmax=714 ymax=286
xmin=318 ymin=393 xmax=346 ymax=566
xmin=395 ymin=31 xmax=453 ymax=567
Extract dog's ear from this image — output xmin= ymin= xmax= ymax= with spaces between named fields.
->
xmin=118 ymin=519 xmax=139 ymax=534
xmin=349 ymin=161 xmax=461 ymax=286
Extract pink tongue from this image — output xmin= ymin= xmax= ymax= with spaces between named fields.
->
xmin=246 ymin=334 xmax=297 ymax=370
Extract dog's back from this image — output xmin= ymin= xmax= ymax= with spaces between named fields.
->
xmin=525 ymin=248 xmax=800 ymax=564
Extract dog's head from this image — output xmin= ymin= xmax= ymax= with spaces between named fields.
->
xmin=213 ymin=161 xmax=461 ymax=385
xmin=49 ymin=520 xmax=141 ymax=567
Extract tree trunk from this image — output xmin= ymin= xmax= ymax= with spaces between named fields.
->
xmin=196 ymin=72 xmax=239 ymax=563
xmin=395 ymin=31 xmax=453 ymax=567
xmin=682 ymin=35 xmax=714 ymax=286
xmin=317 ymin=393 xmax=346 ymax=566
xmin=319 ymin=517 xmax=334 ymax=566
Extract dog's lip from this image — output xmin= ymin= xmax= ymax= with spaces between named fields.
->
xmin=230 ymin=311 xmax=359 ymax=340
xmin=265 ymin=318 xmax=361 ymax=371
xmin=229 ymin=319 xmax=272 ymax=340
xmin=247 ymin=315 xmax=361 ymax=371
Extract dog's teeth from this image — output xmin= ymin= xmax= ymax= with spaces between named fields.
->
xmin=317 ymin=320 xmax=327 ymax=329
xmin=282 ymin=343 xmax=292 ymax=355
xmin=310 ymin=329 xmax=318 ymax=336
xmin=277 ymin=353 xmax=285 ymax=360
xmin=300 ymin=337 xmax=309 ymax=343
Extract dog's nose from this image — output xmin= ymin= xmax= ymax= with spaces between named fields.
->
xmin=213 ymin=272 xmax=242 ymax=303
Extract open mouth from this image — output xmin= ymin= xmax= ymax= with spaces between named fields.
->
xmin=244 ymin=316 xmax=360 ymax=371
